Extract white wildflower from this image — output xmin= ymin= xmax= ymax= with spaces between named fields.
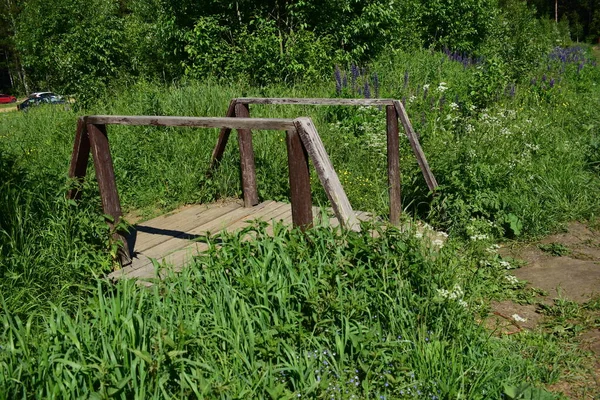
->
xmin=423 ymin=84 xmax=430 ymax=91
xmin=448 ymin=285 xmax=464 ymax=300
xmin=465 ymin=124 xmax=474 ymax=133
xmin=500 ymin=128 xmax=511 ymax=136
xmin=415 ymin=231 xmax=423 ymax=239
xmin=486 ymin=244 xmax=500 ymax=253
xmin=512 ymin=314 xmax=527 ymax=323
xmin=449 ymin=102 xmax=459 ymax=110
xmin=525 ymin=143 xmax=540 ymax=151
xmin=469 ymin=234 xmax=489 ymax=241
xmin=408 ymin=95 xmax=417 ymax=103
xmin=437 ymin=82 xmax=448 ymax=92
xmin=458 ymin=299 xmax=468 ymax=308
xmin=505 ymin=275 xmax=519 ymax=285
xmin=432 ymin=239 xmax=444 ymax=248
xmin=499 ymin=260 xmax=512 ymax=269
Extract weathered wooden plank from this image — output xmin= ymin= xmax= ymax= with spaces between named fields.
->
xmin=386 ymin=105 xmax=402 ymax=225
xmin=137 ymin=201 xmax=287 ymax=272
xmin=85 ymin=115 xmax=296 ymax=131
xmin=286 ymin=129 xmax=313 ymax=230
xmin=209 ymin=99 xmax=237 ymax=171
xmin=131 ymin=202 xmax=294 ymax=277
xmin=237 ymin=98 xmax=395 ymax=106
xmin=393 ymin=100 xmax=438 ymax=192
xmin=234 ymin=103 xmax=259 ymax=207
xmin=132 ymin=202 xmax=242 ymax=253
xmin=222 ymin=201 xmax=289 ymax=233
xmin=108 ymin=201 xmax=377 ymax=280
xmin=87 ymin=123 xmax=132 ymax=266
xmin=294 ymin=118 xmax=359 ymax=231
xmin=142 ymin=201 xmax=277 ymax=260
xmin=67 ymin=117 xmax=90 ymax=200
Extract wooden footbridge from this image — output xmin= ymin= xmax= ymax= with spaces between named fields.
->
xmin=67 ymin=98 xmax=437 ymax=281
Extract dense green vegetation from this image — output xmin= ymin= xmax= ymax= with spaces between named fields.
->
xmin=0 ymin=0 xmax=596 ymax=99
xmin=1 ymin=0 xmax=600 ymax=398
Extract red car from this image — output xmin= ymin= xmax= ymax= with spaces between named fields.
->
xmin=0 ymin=94 xmax=17 ymax=103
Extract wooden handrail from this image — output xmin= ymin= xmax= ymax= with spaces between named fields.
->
xmin=210 ymin=97 xmax=439 ymax=226
xmin=68 ymin=114 xmax=359 ymax=268
xmin=85 ymin=115 xmax=296 ymax=130
xmin=236 ymin=97 xmax=396 ymax=106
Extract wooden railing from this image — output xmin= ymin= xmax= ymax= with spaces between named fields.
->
xmin=67 ymin=115 xmax=359 ymax=267
xmin=210 ymin=98 xmax=438 ymax=225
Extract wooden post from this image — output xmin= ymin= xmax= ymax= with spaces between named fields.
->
xmin=234 ymin=103 xmax=259 ymax=207
xmin=67 ymin=117 xmax=90 ymax=200
xmin=87 ymin=123 xmax=132 ymax=266
xmin=386 ymin=105 xmax=401 ymax=225
xmin=393 ymin=100 xmax=438 ymax=192
xmin=294 ymin=118 xmax=360 ymax=231
xmin=209 ymin=99 xmax=237 ymax=172
xmin=286 ymin=129 xmax=313 ymax=230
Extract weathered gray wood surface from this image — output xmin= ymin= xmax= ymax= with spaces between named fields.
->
xmin=294 ymin=118 xmax=360 ymax=231
xmin=236 ymin=98 xmax=395 ymax=106
xmin=85 ymin=115 xmax=296 ymax=130
xmin=108 ymin=201 xmax=372 ymax=281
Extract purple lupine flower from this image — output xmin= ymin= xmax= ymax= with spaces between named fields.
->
xmin=531 ymin=77 xmax=537 ymax=86
xmin=509 ymin=84 xmax=516 ymax=97
xmin=351 ymin=64 xmax=359 ymax=89
xmin=404 ymin=71 xmax=409 ymax=88
xmin=363 ymin=81 xmax=371 ymax=99
xmin=335 ymin=66 xmax=342 ymax=95
xmin=372 ymin=73 xmax=379 ymax=98
xmin=542 ymin=74 xmax=547 ymax=82
xmin=342 ymin=73 xmax=348 ymax=89
xmin=578 ymin=62 xmax=584 ymax=73
xmin=549 ymin=78 xmax=555 ymax=88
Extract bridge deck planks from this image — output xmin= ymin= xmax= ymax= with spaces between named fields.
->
xmin=109 ymin=200 xmax=372 ymax=281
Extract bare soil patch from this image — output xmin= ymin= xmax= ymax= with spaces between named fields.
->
xmin=494 ymin=222 xmax=600 ymax=398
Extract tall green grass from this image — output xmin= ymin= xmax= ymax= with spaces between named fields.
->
xmin=0 ymin=224 xmax=577 ymax=398
xmin=1 ymin=46 xmax=599 ymax=398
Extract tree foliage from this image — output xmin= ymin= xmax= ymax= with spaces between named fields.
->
xmin=0 ymin=0 xmax=595 ymax=97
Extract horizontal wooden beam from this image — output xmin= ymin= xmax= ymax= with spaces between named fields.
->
xmin=85 ymin=115 xmax=296 ymax=131
xmin=236 ymin=98 xmax=395 ymax=106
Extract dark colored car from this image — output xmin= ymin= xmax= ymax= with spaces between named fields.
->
xmin=0 ymin=94 xmax=17 ymax=103
xmin=17 ymin=92 xmax=66 ymax=111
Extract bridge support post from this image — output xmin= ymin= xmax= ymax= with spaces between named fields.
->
xmin=234 ymin=103 xmax=259 ymax=207
xmin=87 ymin=123 xmax=132 ymax=266
xmin=286 ymin=129 xmax=313 ymax=230
xmin=67 ymin=117 xmax=90 ymax=200
xmin=386 ymin=105 xmax=401 ymax=225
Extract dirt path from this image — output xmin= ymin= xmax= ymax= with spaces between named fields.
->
xmin=495 ymin=222 xmax=600 ymax=399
